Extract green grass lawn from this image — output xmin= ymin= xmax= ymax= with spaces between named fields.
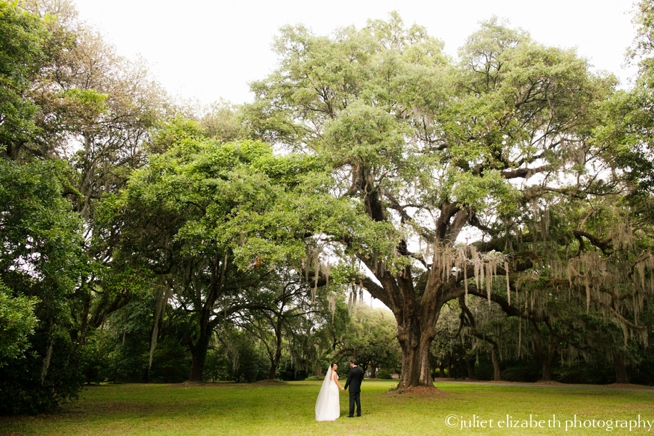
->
xmin=1 ymin=381 xmax=654 ymax=435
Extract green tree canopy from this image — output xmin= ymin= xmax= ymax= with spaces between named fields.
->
xmin=0 ymin=158 xmax=86 ymax=414
xmin=0 ymin=279 xmax=38 ymax=365
xmin=0 ymin=0 xmax=47 ymax=157
xmin=100 ymin=119 xmax=342 ymax=381
xmin=247 ymin=14 xmax=616 ymax=388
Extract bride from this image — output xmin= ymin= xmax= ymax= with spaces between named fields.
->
xmin=315 ymin=363 xmax=344 ymax=421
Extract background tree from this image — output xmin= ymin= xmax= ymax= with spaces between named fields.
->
xmin=16 ymin=1 xmax=170 ymax=358
xmin=100 ymin=119 xmax=335 ymax=381
xmin=0 ymin=0 xmax=47 ymax=159
xmin=0 ymin=279 xmax=38 ymax=366
xmin=236 ymin=270 xmax=331 ymax=380
xmin=335 ymin=305 xmax=400 ymax=378
xmin=0 ymin=0 xmax=169 ymax=412
xmin=0 ymin=158 xmax=86 ymax=414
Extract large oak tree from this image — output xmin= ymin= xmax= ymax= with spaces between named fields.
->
xmin=247 ymin=15 xmax=614 ymax=388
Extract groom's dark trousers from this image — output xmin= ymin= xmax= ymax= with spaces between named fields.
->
xmin=344 ymin=366 xmax=364 ymax=416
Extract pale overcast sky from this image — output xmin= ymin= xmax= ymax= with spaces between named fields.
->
xmin=72 ymin=0 xmax=637 ymax=105
xmin=70 ymin=0 xmax=637 ymax=309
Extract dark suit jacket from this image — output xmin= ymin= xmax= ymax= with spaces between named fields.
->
xmin=344 ymin=366 xmax=364 ymax=393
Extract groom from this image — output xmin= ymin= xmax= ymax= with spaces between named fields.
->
xmin=343 ymin=358 xmax=364 ymax=417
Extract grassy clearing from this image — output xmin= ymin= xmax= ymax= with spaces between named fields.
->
xmin=1 ymin=381 xmax=653 ymax=435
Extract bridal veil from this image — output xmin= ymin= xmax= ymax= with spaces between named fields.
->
xmin=315 ymin=366 xmax=339 ymax=421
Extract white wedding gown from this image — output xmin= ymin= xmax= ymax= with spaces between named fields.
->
xmin=315 ymin=368 xmax=340 ymax=421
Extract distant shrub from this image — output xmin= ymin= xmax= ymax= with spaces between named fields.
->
xmin=376 ymin=369 xmax=392 ymax=379
xmin=500 ymin=361 xmax=540 ymax=382
xmin=474 ymin=362 xmax=493 ymax=380
xmin=304 ymin=375 xmax=324 ymax=381
xmin=553 ymin=361 xmax=613 ymax=384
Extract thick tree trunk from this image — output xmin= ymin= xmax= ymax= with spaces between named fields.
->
xmin=370 ymin=362 xmax=377 ymax=378
xmin=267 ymin=325 xmax=283 ymax=380
xmin=268 ymin=362 xmax=278 ymax=380
xmin=396 ymin=308 xmax=438 ymax=389
xmin=467 ymin=355 xmax=476 ymax=380
xmin=189 ymin=254 xmax=227 ymax=382
xmin=613 ymin=350 xmax=629 ymax=384
xmin=531 ymin=321 xmax=557 ymax=382
xmin=491 ymin=347 xmax=501 ymax=381
xmin=540 ymin=341 xmax=557 ymax=382
xmin=541 ymin=360 xmax=552 ymax=382
xmin=268 ymin=347 xmax=282 ymax=380
xmin=189 ymin=325 xmax=211 ymax=382
xmin=360 ymin=233 xmax=458 ymax=389
xmin=189 ymin=356 xmax=205 ymax=381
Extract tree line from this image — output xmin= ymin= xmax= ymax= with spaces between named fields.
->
xmin=1 ymin=0 xmax=654 ymax=414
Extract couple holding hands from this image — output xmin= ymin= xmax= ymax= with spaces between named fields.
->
xmin=315 ymin=359 xmax=364 ymax=421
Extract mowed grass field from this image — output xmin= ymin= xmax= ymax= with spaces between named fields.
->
xmin=1 ymin=380 xmax=654 ymax=435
